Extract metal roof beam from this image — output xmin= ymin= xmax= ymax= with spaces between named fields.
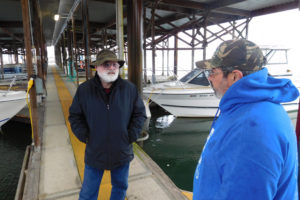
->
xmin=251 ymin=1 xmax=299 ymax=17
xmin=206 ymin=0 xmax=246 ymax=10
xmin=0 ymin=21 xmax=23 ymax=28
xmin=0 ymin=27 xmax=23 ymax=42
xmin=156 ymin=0 xmax=205 ymax=10
xmin=153 ymin=13 xmax=189 ymax=26
xmin=215 ymin=7 xmax=250 ymax=17
xmin=144 ymin=1 xmax=250 ymax=18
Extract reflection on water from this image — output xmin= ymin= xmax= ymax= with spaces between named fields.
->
xmin=142 ymin=108 xmax=298 ymax=192
xmin=0 ymin=121 xmax=31 ymax=200
xmin=142 ymin=108 xmax=213 ymax=191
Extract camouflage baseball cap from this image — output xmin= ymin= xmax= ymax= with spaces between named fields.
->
xmin=196 ymin=39 xmax=265 ymax=71
xmin=90 ymin=49 xmax=125 ymax=68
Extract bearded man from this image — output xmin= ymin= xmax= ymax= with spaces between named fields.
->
xmin=68 ymin=49 xmax=146 ymax=200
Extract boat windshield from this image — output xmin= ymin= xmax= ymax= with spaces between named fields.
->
xmin=188 ymin=71 xmax=210 ymax=86
xmin=263 ymin=49 xmax=288 ymax=64
xmin=180 ymin=68 xmax=201 ymax=82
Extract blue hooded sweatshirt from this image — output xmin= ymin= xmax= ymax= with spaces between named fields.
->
xmin=193 ymin=68 xmax=299 ymax=200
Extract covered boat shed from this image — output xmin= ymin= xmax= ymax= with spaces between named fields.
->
xmin=0 ymin=0 xmax=299 ymax=199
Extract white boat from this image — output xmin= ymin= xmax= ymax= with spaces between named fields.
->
xmin=143 ymin=47 xmax=299 ymax=117
xmin=143 ymin=69 xmax=219 ymax=117
xmin=0 ymin=90 xmax=27 ymax=127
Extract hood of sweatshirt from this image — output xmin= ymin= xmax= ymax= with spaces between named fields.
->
xmin=220 ymin=68 xmax=299 ymax=112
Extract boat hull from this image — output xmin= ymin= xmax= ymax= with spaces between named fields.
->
xmin=0 ymin=91 xmax=27 ymax=127
xmin=144 ymin=91 xmax=220 ymax=117
xmin=144 ymin=91 xmax=299 ymax=117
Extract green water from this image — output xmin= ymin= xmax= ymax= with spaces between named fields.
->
xmin=142 ymin=108 xmax=298 ymax=192
xmin=142 ymin=108 xmax=212 ymax=191
xmin=0 ymin=121 xmax=31 ymax=200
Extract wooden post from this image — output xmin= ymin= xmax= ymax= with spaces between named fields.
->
xmin=127 ymin=0 xmax=143 ymax=93
xmin=0 ymin=49 xmax=3 ymax=79
xmin=21 ymin=0 xmax=39 ymax=146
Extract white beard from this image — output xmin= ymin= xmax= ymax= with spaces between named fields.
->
xmin=98 ymin=69 xmax=119 ymax=83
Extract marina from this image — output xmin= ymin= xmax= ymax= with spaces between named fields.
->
xmin=0 ymin=0 xmax=299 ymax=200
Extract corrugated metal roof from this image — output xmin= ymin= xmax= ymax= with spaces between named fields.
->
xmin=0 ymin=0 xmax=298 ymax=49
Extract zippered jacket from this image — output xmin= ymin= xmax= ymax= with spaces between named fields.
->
xmin=193 ymin=68 xmax=299 ymax=200
xmin=69 ymin=75 xmax=146 ymax=170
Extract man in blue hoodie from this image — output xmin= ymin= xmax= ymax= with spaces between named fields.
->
xmin=193 ymin=39 xmax=299 ymax=200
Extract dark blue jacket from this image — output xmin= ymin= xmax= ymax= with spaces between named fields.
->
xmin=68 ymin=75 xmax=146 ymax=170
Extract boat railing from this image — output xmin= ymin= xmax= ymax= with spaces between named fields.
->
xmin=2 ymin=76 xmax=17 ymax=96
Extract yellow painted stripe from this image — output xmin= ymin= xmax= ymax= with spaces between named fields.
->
xmin=52 ymin=67 xmax=112 ymax=199
xmin=182 ymin=191 xmax=193 ymax=200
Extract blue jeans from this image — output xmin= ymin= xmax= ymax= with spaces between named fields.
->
xmin=79 ymin=163 xmax=129 ymax=200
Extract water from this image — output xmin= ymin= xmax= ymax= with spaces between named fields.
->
xmin=142 ymin=107 xmax=299 ymax=192
xmin=0 ymin=121 xmax=31 ymax=200
xmin=142 ymin=107 xmax=212 ymax=191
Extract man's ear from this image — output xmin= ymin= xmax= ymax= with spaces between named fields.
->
xmin=232 ymin=70 xmax=243 ymax=82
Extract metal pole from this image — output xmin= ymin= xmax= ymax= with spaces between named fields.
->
xmin=21 ymin=0 xmax=39 ymax=146
xmin=72 ymin=17 xmax=79 ymax=87
xmin=192 ymin=27 xmax=195 ymax=70
xmin=62 ymin=33 xmax=67 ymax=73
xmin=127 ymin=0 xmax=143 ymax=93
xmin=116 ymin=0 xmax=125 ymax=78
xmin=167 ymin=38 xmax=169 ymax=76
xmin=82 ymin=0 xmax=92 ymax=80
xmin=174 ymin=34 xmax=178 ymax=76
xmin=67 ymin=22 xmax=73 ymax=77
xmin=203 ymin=17 xmax=207 ymax=60
xmin=143 ymin=7 xmax=147 ymax=84
xmin=15 ymin=50 xmax=19 ymax=64
xmin=151 ymin=4 xmax=156 ymax=83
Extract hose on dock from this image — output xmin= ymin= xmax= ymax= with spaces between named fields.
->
xmin=26 ymin=78 xmax=34 ymax=142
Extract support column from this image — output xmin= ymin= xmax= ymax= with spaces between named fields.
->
xmin=0 ymin=49 xmax=3 ymax=79
xmin=72 ymin=17 xmax=79 ymax=86
xmin=67 ymin=22 xmax=73 ymax=77
xmin=174 ymin=34 xmax=178 ymax=76
xmin=116 ymin=0 xmax=125 ymax=78
xmin=21 ymin=0 xmax=39 ymax=146
xmin=191 ymin=27 xmax=195 ymax=69
xmin=82 ymin=0 xmax=92 ymax=80
xmin=151 ymin=4 xmax=156 ymax=83
xmin=61 ymin=34 xmax=67 ymax=73
xmin=203 ymin=18 xmax=207 ymax=60
xmin=127 ymin=0 xmax=143 ymax=93
xmin=15 ymin=49 xmax=19 ymax=64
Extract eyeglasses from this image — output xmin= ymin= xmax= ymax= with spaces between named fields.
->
xmin=204 ymin=68 xmax=223 ymax=77
xmin=102 ymin=62 xmax=120 ymax=69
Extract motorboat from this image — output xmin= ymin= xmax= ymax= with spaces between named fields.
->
xmin=0 ymin=90 xmax=27 ymax=127
xmin=143 ymin=68 xmax=219 ymax=117
xmin=143 ymin=46 xmax=299 ymax=117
